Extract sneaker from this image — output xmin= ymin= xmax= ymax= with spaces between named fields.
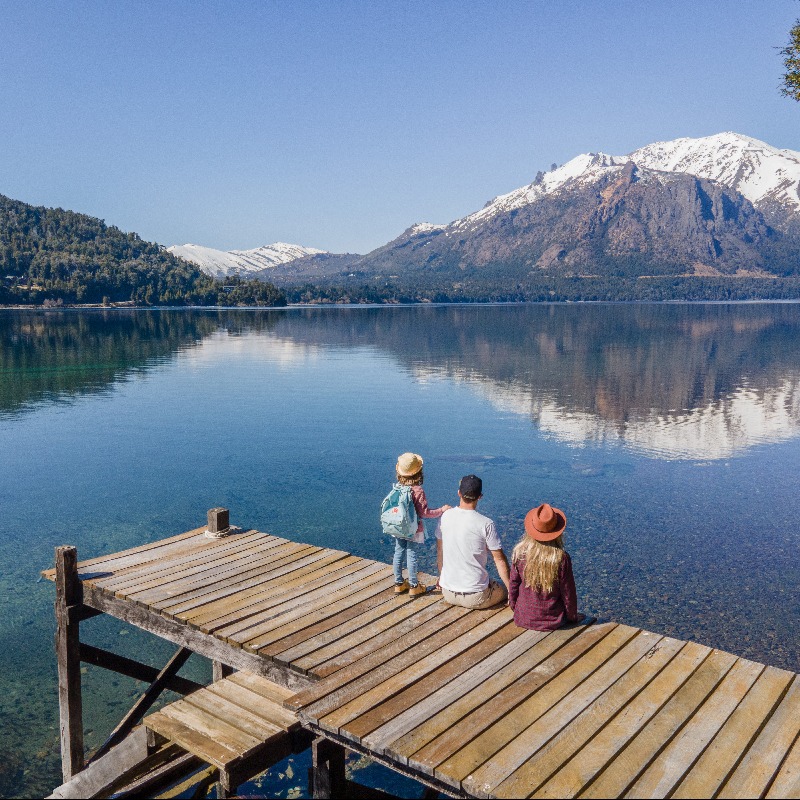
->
xmin=408 ymin=582 xmax=427 ymax=597
xmin=394 ymin=579 xmax=410 ymax=594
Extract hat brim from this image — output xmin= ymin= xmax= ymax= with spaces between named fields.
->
xmin=525 ymin=507 xmax=566 ymax=542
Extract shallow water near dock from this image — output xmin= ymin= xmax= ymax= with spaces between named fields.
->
xmin=1 ymin=303 xmax=799 ymax=798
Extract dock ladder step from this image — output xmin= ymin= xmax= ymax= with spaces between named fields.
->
xmin=144 ymin=672 xmax=302 ymax=792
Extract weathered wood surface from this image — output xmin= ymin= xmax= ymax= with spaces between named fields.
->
xmin=45 ymin=527 xmax=800 ymax=799
xmin=144 ymin=673 xmax=301 ymax=791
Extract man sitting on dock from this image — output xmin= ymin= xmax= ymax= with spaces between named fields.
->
xmin=435 ymin=474 xmax=510 ymax=609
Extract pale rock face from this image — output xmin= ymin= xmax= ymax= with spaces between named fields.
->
xmin=168 ymin=242 xmax=326 ymax=279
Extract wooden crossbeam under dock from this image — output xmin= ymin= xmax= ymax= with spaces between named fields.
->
xmin=43 ymin=521 xmax=800 ymax=799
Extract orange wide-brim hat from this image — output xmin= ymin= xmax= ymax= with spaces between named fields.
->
xmin=396 ymin=452 xmax=424 ymax=477
xmin=525 ymin=503 xmax=567 ymax=542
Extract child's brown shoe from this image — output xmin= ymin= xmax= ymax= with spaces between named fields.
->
xmin=394 ymin=579 xmax=410 ymax=594
xmin=408 ymin=582 xmax=427 ymax=597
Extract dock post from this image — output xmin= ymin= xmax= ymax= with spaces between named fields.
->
xmin=55 ymin=545 xmax=84 ymax=782
xmin=212 ymin=661 xmax=233 ymax=681
xmin=311 ymin=736 xmax=346 ymax=799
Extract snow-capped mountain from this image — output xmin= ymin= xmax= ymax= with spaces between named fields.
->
xmin=446 ymin=132 xmax=800 ymax=235
xmin=168 ymin=242 xmax=326 ymax=279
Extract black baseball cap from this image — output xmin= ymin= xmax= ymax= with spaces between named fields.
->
xmin=459 ymin=474 xmax=483 ymax=499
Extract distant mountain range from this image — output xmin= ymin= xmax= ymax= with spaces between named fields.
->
xmin=171 ymin=132 xmax=800 ymax=288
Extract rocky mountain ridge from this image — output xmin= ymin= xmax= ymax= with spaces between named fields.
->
xmin=173 ymin=131 xmax=800 ymax=288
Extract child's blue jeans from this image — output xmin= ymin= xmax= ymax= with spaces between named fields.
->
xmin=392 ymin=538 xmax=419 ymax=586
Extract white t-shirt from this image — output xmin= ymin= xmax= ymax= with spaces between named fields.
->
xmin=435 ymin=507 xmax=502 ymax=593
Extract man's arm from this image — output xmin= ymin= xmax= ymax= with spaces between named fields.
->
xmin=491 ymin=548 xmax=511 ymax=590
xmin=437 ymin=539 xmax=443 ymax=575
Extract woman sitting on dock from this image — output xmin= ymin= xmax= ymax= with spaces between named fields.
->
xmin=508 ymin=503 xmax=583 ymax=630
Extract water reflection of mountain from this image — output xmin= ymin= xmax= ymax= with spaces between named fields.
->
xmin=0 ymin=310 xmax=222 ymax=414
xmin=266 ymin=304 xmax=800 ymax=459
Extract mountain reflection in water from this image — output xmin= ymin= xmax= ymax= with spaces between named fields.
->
xmin=4 ymin=303 xmax=800 ymax=459
xmin=262 ymin=303 xmax=800 ymax=460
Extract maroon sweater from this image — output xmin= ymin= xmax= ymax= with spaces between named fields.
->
xmin=509 ymin=552 xmax=578 ymax=631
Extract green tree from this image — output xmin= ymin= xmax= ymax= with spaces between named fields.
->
xmin=781 ymin=18 xmax=800 ymax=100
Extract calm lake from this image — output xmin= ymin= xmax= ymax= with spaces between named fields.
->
xmin=2 ymin=303 xmax=799 ymax=798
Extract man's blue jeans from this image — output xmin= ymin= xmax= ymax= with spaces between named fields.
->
xmin=392 ymin=538 xmax=419 ymax=586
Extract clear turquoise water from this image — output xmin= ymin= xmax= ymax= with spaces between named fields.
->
xmin=1 ymin=304 xmax=799 ymax=798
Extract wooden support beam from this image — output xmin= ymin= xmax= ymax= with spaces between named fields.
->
xmin=79 ymin=643 xmax=203 ymax=696
xmin=81 ymin=583 xmax=313 ymax=691
xmin=311 ymin=736 xmax=347 ymax=799
xmin=89 ymin=646 xmax=193 ymax=764
xmin=212 ymin=661 xmax=234 ymax=682
xmin=55 ymin=545 xmax=84 ymax=782
xmin=207 ymin=507 xmax=230 ymax=534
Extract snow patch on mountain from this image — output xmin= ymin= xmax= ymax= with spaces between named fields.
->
xmin=168 ymin=242 xmax=326 ymax=279
xmin=629 ymin=132 xmax=800 ymax=215
xmin=450 ymin=132 xmax=800 ymax=233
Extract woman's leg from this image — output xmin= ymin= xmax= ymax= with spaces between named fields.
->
xmin=406 ymin=540 xmax=419 ymax=587
xmin=393 ymin=538 xmax=407 ymax=583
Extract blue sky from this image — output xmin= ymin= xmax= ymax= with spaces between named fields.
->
xmin=1 ymin=1 xmax=798 ymax=253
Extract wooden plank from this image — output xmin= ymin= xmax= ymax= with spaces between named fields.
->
xmin=624 ymin=658 xmax=766 ymax=799
xmin=148 ymin=545 xmax=338 ymax=618
xmin=118 ymin=541 xmax=312 ymax=602
xmin=201 ymin=681 xmax=300 ymax=732
xmin=718 ymin=676 xmax=800 ymax=799
xmin=374 ymin=628 xmax=555 ymax=761
xmin=432 ymin=624 xmax=637 ymax=789
xmin=164 ymin=550 xmax=354 ymax=618
xmin=491 ymin=635 xmax=685 ymax=799
xmin=577 ymin=649 xmax=737 ymax=799
xmin=185 ymin=556 xmax=379 ymax=633
xmin=346 ymin=618 xmax=525 ymax=743
xmin=41 ymin=527 xmax=210 ymax=580
xmin=226 ymin=671 xmax=295 ymax=705
xmin=157 ymin=701 xmax=264 ymax=756
xmin=228 ymin=565 xmax=392 ymax=647
xmin=80 ymin=583 xmax=314 ymax=690
xmin=292 ymin=605 xmax=491 ymax=720
xmin=672 ymin=665 xmax=795 ymax=799
xmin=463 ymin=630 xmax=666 ymax=798
xmin=275 ymin=593 xmax=443 ymax=669
xmin=144 ymin=712 xmax=241 ymax=770
xmin=323 ymin=612 xmax=516 ymax=738
xmin=255 ymin=586 xmax=421 ymax=662
xmin=91 ymin=531 xmax=270 ymax=591
xmin=181 ymin=691 xmax=285 ymax=742
xmin=47 ymin=725 xmax=150 ymax=799
xmin=404 ymin=623 xmax=617 ymax=779
xmin=305 ymin=597 xmax=455 ymax=680
xmin=532 ymin=640 xmax=712 ymax=799
xmin=766 ymin=724 xmax=800 ymax=799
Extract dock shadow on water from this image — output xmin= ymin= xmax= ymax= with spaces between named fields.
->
xmin=1 ymin=303 xmax=799 ymax=798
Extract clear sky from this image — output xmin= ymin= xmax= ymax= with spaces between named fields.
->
xmin=1 ymin=1 xmax=798 ymax=254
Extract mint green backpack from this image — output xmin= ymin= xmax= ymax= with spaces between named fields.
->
xmin=380 ymin=483 xmax=418 ymax=540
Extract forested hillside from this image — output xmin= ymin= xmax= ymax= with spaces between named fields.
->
xmin=0 ymin=195 xmax=286 ymax=307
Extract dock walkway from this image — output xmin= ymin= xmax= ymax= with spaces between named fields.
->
xmin=44 ymin=522 xmax=800 ymax=798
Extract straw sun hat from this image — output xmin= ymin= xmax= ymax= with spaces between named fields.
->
xmin=396 ymin=452 xmax=424 ymax=477
xmin=525 ymin=503 xmax=567 ymax=542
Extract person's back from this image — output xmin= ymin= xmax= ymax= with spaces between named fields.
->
xmin=436 ymin=475 xmax=509 ymax=609
xmin=509 ymin=503 xmax=583 ymax=631
xmin=438 ymin=506 xmax=498 ymax=593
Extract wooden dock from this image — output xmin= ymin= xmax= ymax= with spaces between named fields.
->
xmin=43 ymin=514 xmax=800 ymax=798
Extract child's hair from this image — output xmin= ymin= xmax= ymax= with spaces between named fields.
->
xmin=511 ymin=535 xmax=565 ymax=593
xmin=396 ymin=469 xmax=424 ymax=486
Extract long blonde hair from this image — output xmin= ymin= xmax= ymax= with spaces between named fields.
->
xmin=512 ymin=535 xmax=565 ymax=593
